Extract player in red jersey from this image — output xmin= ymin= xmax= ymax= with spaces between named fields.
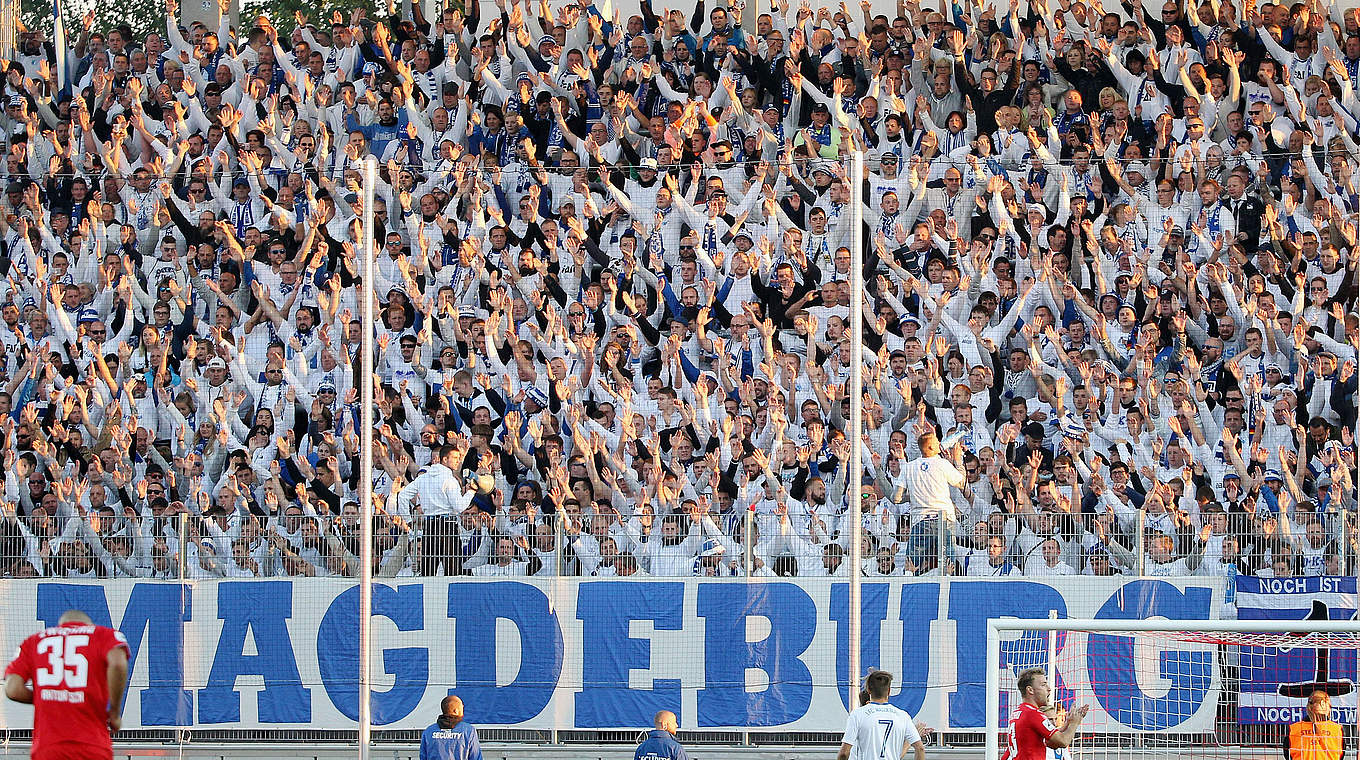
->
xmin=1002 ymin=668 xmax=1087 ymax=760
xmin=4 ymin=610 xmax=130 ymax=760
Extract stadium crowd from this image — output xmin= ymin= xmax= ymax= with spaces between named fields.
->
xmin=0 ymin=0 xmax=1353 ymax=587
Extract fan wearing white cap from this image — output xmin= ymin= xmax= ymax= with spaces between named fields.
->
xmin=182 ymin=356 xmax=235 ymax=418
xmin=603 ymin=157 xmax=664 ymax=223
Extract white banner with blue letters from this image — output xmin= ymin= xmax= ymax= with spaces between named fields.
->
xmin=0 ymin=577 xmax=1224 ymax=732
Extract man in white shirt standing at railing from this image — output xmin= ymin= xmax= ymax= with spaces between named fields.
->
xmin=901 ymin=430 xmax=967 ymax=569
xmin=397 ymin=444 xmax=476 ymax=576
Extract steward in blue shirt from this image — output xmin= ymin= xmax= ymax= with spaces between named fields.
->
xmin=420 ymin=696 xmax=482 ymax=760
xmin=635 ymin=710 xmax=689 ymax=760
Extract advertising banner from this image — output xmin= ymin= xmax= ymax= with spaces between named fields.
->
xmin=0 ymin=577 xmax=1223 ymax=732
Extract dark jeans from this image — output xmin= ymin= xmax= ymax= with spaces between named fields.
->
xmin=420 ymin=515 xmax=460 ymax=576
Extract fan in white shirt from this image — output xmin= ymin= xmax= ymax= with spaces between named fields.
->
xmin=1025 ymin=537 xmax=1077 ymax=576
xmin=470 ymin=534 xmax=542 ymax=576
xmin=900 ymin=431 xmax=968 ymax=525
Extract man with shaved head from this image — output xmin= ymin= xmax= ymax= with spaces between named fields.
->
xmin=5 ymin=609 xmax=129 ymax=760
xmin=636 ymin=710 xmax=689 ymax=760
xmin=420 ymin=694 xmax=482 ymax=760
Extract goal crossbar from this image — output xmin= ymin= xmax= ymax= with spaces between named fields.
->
xmin=984 ymin=618 xmax=1360 ymax=760
xmin=989 ymin=619 xmax=1360 ymax=634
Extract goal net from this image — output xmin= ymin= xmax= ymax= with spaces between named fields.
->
xmin=985 ymin=619 xmax=1360 ymax=760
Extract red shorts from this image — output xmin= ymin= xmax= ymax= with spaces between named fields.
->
xmin=33 ymin=740 xmax=113 ymax=760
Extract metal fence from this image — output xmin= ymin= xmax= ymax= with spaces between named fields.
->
xmin=1 ymin=505 xmax=1353 ymax=582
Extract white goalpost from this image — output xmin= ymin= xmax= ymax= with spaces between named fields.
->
xmin=985 ymin=618 xmax=1360 ymax=760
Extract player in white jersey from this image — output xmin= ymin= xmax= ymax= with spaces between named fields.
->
xmin=838 ymin=671 xmax=926 ymax=760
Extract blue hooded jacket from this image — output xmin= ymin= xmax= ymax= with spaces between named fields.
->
xmin=636 ymin=728 xmax=689 ymax=760
xmin=419 ymin=720 xmax=482 ymax=760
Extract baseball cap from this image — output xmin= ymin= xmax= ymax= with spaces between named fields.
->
xmin=640 ymin=158 xmax=659 ymax=170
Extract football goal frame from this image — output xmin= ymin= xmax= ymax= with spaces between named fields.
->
xmin=984 ymin=618 xmax=1360 ymax=760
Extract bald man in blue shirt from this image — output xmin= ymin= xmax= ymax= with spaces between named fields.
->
xmin=636 ymin=710 xmax=689 ymax=760
xmin=420 ymin=696 xmax=482 ymax=760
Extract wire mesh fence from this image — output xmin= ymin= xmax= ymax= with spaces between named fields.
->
xmin=0 ymin=503 xmax=1354 ymax=581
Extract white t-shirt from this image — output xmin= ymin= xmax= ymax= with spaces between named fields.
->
xmin=901 ymin=456 xmax=966 ymax=523
xmin=842 ymin=702 xmax=922 ymax=760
